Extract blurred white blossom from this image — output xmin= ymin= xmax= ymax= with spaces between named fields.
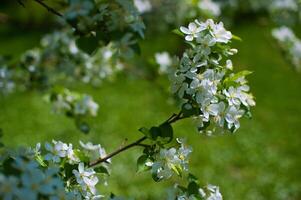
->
xmin=272 ymin=26 xmax=301 ymax=71
xmin=134 ymin=0 xmax=152 ymax=13
xmin=155 ymin=52 xmax=173 ymax=74
xmin=0 ymin=66 xmax=15 ymax=94
xmin=198 ymin=0 xmax=221 ymax=17
xmin=270 ymin=0 xmax=298 ymax=11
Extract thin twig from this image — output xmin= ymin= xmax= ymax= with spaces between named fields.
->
xmin=167 ymin=111 xmax=184 ymax=124
xmin=136 ymin=143 xmax=151 ymax=148
xmin=33 ymin=0 xmax=63 ymax=17
xmin=164 ymin=113 xmax=177 ymax=124
xmin=17 ymin=0 xmax=25 ymax=7
xmin=89 ymin=111 xmax=186 ymax=167
xmin=89 ymin=136 xmax=147 ymax=167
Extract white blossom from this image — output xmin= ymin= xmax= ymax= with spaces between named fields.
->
xmin=168 ymin=183 xmax=223 ymax=200
xmin=225 ymin=106 xmax=244 ymax=130
xmin=223 ymin=87 xmax=241 ymax=106
xmin=73 ymin=163 xmax=102 ymax=199
xmin=45 ymin=140 xmax=69 ymax=163
xmin=198 ymin=0 xmax=221 ymax=17
xmin=199 ymin=185 xmax=223 ymax=200
xmin=155 ymin=52 xmax=172 ymax=74
xmin=0 ymin=66 xmax=15 ymax=94
xmin=134 ymin=0 xmax=152 ymax=13
xmin=209 ymin=21 xmax=232 ymax=43
xmin=226 ymin=60 xmax=233 ymax=70
xmin=151 ymin=138 xmax=192 ymax=180
xmin=80 ymin=141 xmax=109 ymax=162
xmin=80 ymin=141 xmax=101 ymax=151
xmin=0 ymin=175 xmax=19 ymax=200
xmin=180 ymin=22 xmax=205 ymax=41
xmin=66 ymin=144 xmax=80 ymax=164
xmin=272 ymin=26 xmax=295 ymax=42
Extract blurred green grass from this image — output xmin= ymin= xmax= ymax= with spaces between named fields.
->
xmin=0 ymin=19 xmax=301 ymax=200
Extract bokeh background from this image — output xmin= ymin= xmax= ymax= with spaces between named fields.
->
xmin=0 ymin=1 xmax=301 ymax=199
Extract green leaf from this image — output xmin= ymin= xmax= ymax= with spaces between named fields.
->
xmin=182 ymin=103 xmax=199 ymax=117
xmin=230 ymin=125 xmax=236 ymax=133
xmin=149 ymin=126 xmax=161 ymax=140
xmin=197 ymin=121 xmax=210 ymax=132
xmin=74 ymin=149 xmax=90 ymax=163
xmin=76 ymin=36 xmax=99 ymax=55
xmin=152 ymin=171 xmax=161 ymax=182
xmin=143 ymin=146 xmax=155 ymax=156
xmin=224 ymin=70 xmax=253 ymax=87
xmin=188 ymin=173 xmax=199 ymax=182
xmin=232 ymin=34 xmax=242 ymax=41
xmin=2 ymin=157 xmax=18 ymax=176
xmin=94 ymin=166 xmax=110 ymax=175
xmin=75 ymin=120 xmax=90 ymax=134
xmin=64 ymin=163 xmax=78 ymax=180
xmin=158 ymin=123 xmax=173 ymax=143
xmin=130 ymin=43 xmax=141 ymax=55
xmin=172 ymin=29 xmax=184 ymax=37
xmin=188 ymin=181 xmax=200 ymax=196
xmin=234 ymin=70 xmax=253 ymax=78
xmin=136 ymin=154 xmax=150 ymax=173
xmin=138 ymin=127 xmax=150 ymax=138
xmin=171 ymin=164 xmax=182 ymax=177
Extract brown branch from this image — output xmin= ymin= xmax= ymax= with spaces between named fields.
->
xmin=164 ymin=113 xmax=177 ymax=124
xmin=33 ymin=0 xmax=63 ymax=17
xmin=166 ymin=111 xmax=184 ymax=124
xmin=89 ymin=136 xmax=147 ymax=167
xmin=89 ymin=112 xmax=186 ymax=167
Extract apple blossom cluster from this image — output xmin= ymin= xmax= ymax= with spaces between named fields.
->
xmin=171 ymin=19 xmax=255 ymax=133
xmin=272 ymin=26 xmax=301 ymax=71
xmin=19 ymin=31 xmax=85 ymax=89
xmin=168 ymin=182 xmax=222 ymax=200
xmin=139 ymin=0 xmax=223 ymax=32
xmin=270 ymin=0 xmax=299 ymax=12
xmin=269 ymin=0 xmax=300 ymax=25
xmin=49 ymin=88 xmax=99 ymax=117
xmin=0 ymin=140 xmax=109 ymax=200
xmin=80 ymin=44 xmax=124 ymax=85
xmin=45 ymin=140 xmax=109 ymax=199
xmin=0 ymin=155 xmax=72 ymax=200
xmin=62 ymin=0 xmax=145 ymax=39
xmin=150 ymin=138 xmax=193 ymax=181
xmin=1 ymin=0 xmax=147 ymax=92
xmin=18 ymin=31 xmax=124 ymax=89
xmin=48 ymin=88 xmax=99 ymax=133
xmin=0 ymin=65 xmax=15 ymax=94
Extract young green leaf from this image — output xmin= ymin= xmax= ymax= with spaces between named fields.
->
xmin=136 ymin=154 xmax=151 ymax=173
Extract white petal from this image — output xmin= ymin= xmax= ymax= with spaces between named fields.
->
xmin=188 ymin=22 xmax=197 ymax=31
xmin=180 ymin=27 xmax=191 ymax=34
xmin=78 ymin=163 xmax=84 ymax=173
xmin=185 ymin=35 xmax=194 ymax=41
